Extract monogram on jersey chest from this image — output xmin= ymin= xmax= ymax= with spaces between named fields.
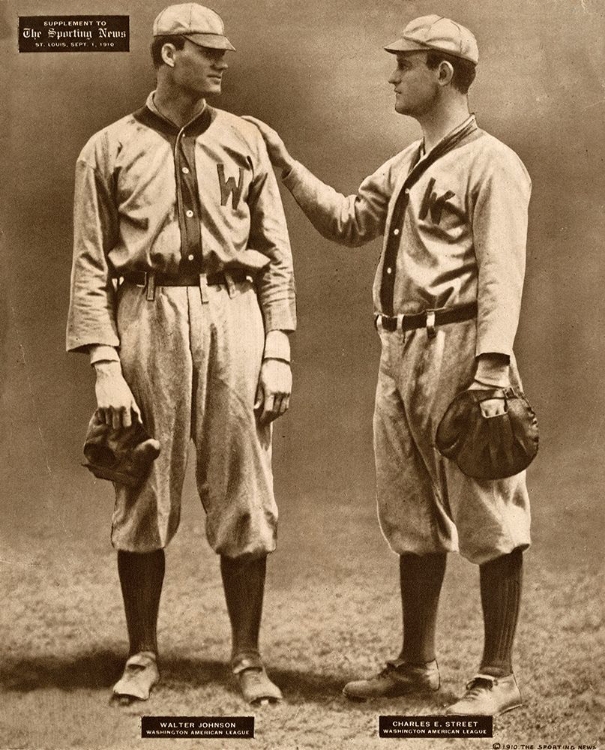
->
xmin=217 ymin=164 xmax=245 ymax=209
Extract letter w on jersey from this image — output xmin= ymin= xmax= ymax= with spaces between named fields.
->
xmin=217 ymin=164 xmax=244 ymax=209
xmin=419 ymin=177 xmax=455 ymax=225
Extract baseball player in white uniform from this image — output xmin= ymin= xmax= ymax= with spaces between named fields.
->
xmin=246 ymin=15 xmax=531 ymax=715
xmin=67 ymin=4 xmax=296 ymax=706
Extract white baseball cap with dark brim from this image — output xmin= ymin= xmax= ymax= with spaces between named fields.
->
xmin=384 ymin=14 xmax=478 ymax=65
xmin=153 ymin=3 xmax=235 ymax=51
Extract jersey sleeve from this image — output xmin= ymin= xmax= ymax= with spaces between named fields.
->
xmin=471 ymin=152 xmax=531 ymax=357
xmin=281 ymin=158 xmax=394 ymax=247
xmin=247 ymin=135 xmax=297 ymax=332
xmin=66 ymin=133 xmax=120 ymax=353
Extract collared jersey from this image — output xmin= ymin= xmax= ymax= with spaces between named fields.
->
xmin=67 ymin=93 xmax=296 ymax=353
xmin=282 ymin=116 xmax=531 ymax=356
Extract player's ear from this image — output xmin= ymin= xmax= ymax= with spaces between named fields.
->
xmin=161 ymin=42 xmax=178 ymax=68
xmin=437 ymin=60 xmax=454 ymax=87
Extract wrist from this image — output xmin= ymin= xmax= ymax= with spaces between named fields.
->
xmin=474 ymin=353 xmax=510 ymax=388
xmin=279 ymin=155 xmax=295 ymax=178
xmin=94 ymin=360 xmax=122 ymax=377
xmin=89 ymin=344 xmax=120 ymax=366
xmin=264 ymin=329 xmax=291 ymax=363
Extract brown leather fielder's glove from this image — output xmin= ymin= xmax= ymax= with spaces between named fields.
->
xmin=82 ymin=413 xmax=161 ymax=488
xmin=435 ymin=387 xmax=539 ymax=480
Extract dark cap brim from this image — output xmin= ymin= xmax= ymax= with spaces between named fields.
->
xmin=183 ymin=33 xmax=235 ymax=51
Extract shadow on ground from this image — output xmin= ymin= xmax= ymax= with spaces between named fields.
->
xmin=1 ymin=652 xmax=387 ymax=706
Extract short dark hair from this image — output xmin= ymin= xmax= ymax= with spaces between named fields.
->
xmin=425 ymin=50 xmax=476 ymax=94
xmin=151 ymin=35 xmax=186 ymax=68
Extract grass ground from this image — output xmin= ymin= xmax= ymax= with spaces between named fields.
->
xmin=0 ymin=448 xmax=603 ymax=750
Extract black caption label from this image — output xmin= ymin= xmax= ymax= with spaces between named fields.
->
xmin=19 ymin=16 xmax=129 ymax=53
xmin=142 ymin=716 xmax=254 ymax=739
xmin=379 ymin=715 xmax=493 ymax=738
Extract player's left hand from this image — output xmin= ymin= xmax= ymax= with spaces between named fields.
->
xmin=254 ymin=359 xmax=292 ymax=425
xmin=467 ymin=380 xmax=507 ymax=417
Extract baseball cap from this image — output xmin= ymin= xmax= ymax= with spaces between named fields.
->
xmin=384 ymin=15 xmax=478 ymax=65
xmin=153 ymin=3 xmax=235 ymax=51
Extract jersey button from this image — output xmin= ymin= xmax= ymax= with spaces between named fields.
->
xmin=182 ymin=167 xmax=190 ymax=174
xmin=393 ymin=228 xmax=400 ymax=236
xmin=386 ymin=267 xmax=393 ymax=275
xmin=187 ymin=254 xmax=194 ymax=261
xmin=185 ymin=209 xmax=194 ymax=218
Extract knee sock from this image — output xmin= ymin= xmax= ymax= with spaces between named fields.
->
xmin=399 ymin=553 xmax=447 ymax=664
xmin=220 ymin=554 xmax=267 ymax=661
xmin=479 ymin=547 xmax=523 ymax=677
xmin=117 ymin=549 xmax=165 ymax=656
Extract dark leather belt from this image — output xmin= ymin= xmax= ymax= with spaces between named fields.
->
xmin=121 ymin=268 xmax=250 ymax=287
xmin=376 ymin=301 xmax=477 ymax=334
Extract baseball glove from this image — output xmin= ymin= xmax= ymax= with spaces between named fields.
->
xmin=435 ymin=387 xmax=538 ymax=480
xmin=82 ymin=412 xmax=161 ymax=488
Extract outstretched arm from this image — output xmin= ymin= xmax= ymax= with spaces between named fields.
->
xmin=243 ymin=116 xmax=393 ymax=247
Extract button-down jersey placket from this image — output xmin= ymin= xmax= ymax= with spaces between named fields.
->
xmin=173 ymin=126 xmax=209 ymax=302
xmin=379 ymin=118 xmax=478 ymax=319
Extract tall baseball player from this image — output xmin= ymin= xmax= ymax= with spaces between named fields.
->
xmin=67 ymin=4 xmax=296 ymax=706
xmin=246 ymin=15 xmax=531 ymax=715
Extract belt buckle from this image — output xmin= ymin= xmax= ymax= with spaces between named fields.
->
xmin=135 ymin=272 xmax=148 ymax=289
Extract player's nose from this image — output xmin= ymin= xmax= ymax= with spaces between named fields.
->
xmin=388 ymin=70 xmax=400 ymax=85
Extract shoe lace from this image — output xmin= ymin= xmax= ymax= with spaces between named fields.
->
xmin=464 ymin=676 xmax=498 ymax=697
xmin=376 ymin=665 xmax=393 ymax=680
xmin=379 ymin=662 xmax=417 ymax=681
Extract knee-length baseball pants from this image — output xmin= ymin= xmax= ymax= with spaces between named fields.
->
xmin=374 ymin=317 xmax=531 ymax=565
xmin=111 ymin=277 xmax=277 ymax=558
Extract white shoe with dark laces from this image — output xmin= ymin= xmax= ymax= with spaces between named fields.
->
xmin=445 ymin=673 xmax=522 ymax=716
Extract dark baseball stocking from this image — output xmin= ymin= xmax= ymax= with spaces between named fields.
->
xmin=399 ymin=552 xmax=447 ymax=664
xmin=479 ymin=547 xmax=523 ymax=677
xmin=221 ymin=554 xmax=267 ymax=660
xmin=118 ymin=549 xmax=165 ymax=656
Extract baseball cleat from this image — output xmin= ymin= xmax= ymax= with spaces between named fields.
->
xmin=111 ymin=651 xmax=159 ymax=705
xmin=445 ymin=673 xmax=522 ymax=715
xmin=232 ymin=653 xmax=282 ymax=706
xmin=343 ymin=659 xmax=440 ymax=701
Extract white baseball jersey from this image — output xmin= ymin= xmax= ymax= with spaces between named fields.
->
xmin=280 ymin=115 xmax=532 ymax=563
xmin=282 ymin=115 xmax=530 ymax=356
xmin=67 ymin=92 xmax=296 ymax=354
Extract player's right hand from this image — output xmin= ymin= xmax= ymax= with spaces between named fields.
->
xmin=241 ymin=116 xmax=294 ymax=173
xmin=94 ymin=361 xmax=141 ymax=430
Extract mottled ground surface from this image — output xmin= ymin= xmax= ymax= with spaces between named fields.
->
xmin=0 ymin=445 xmax=603 ymax=750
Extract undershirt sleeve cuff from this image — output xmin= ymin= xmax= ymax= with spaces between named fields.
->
xmin=89 ymin=344 xmax=120 ymax=366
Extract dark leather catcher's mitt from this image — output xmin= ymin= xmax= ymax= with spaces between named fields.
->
xmin=82 ymin=413 xmax=161 ymax=488
xmin=435 ymin=387 xmax=538 ymax=480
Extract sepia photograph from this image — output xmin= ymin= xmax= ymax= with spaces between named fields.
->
xmin=1 ymin=0 xmax=604 ymax=748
